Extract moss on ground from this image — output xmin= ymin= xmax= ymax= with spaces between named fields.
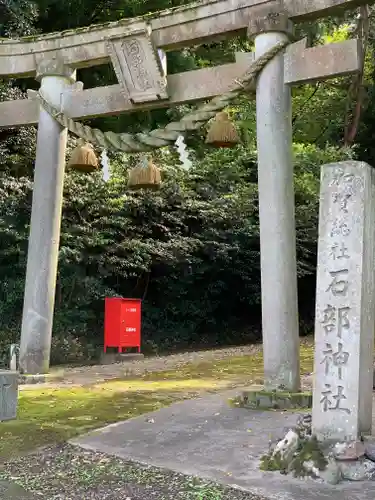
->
xmin=0 ymin=379 xmax=211 ymax=461
xmin=260 ymin=436 xmax=327 ymax=478
xmin=146 ymin=339 xmax=313 ymax=384
xmin=0 ymin=339 xmax=314 ymax=461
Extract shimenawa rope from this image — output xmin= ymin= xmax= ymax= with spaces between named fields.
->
xmin=37 ymin=41 xmax=288 ymax=153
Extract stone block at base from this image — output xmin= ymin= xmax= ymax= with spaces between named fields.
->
xmin=0 ymin=370 xmax=18 ymax=421
xmin=18 ymin=374 xmax=46 ymax=385
xmin=240 ymin=390 xmax=312 ymax=410
xmin=100 ymin=352 xmax=144 ymax=365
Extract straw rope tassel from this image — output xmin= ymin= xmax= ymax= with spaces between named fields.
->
xmin=128 ymin=156 xmax=162 ymax=190
xmin=68 ymin=140 xmax=99 ymax=172
xmin=205 ymin=111 xmax=240 ymax=148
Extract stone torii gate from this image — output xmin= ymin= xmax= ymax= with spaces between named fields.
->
xmin=0 ymin=0 xmax=369 ymax=378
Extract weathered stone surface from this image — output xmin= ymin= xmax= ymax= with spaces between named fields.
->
xmin=0 ymin=37 xmax=362 ymax=130
xmin=295 ymin=413 xmax=312 ymax=439
xmin=35 ymin=58 xmax=75 ymax=82
xmin=312 ymin=161 xmax=375 ymax=441
xmin=71 ymin=392 xmax=375 ymax=497
xmin=367 ymin=448 xmax=375 ymax=463
xmin=0 ymin=58 xmax=257 ymax=129
xmin=364 ymin=437 xmax=375 ymax=462
xmin=302 ymin=459 xmax=320 ymax=478
xmin=249 ymin=3 xmax=299 ymax=397
xmin=334 ymin=440 xmax=366 ymax=461
xmin=340 ymin=459 xmax=375 ymax=481
xmin=100 ymin=352 xmax=144 ymax=365
xmin=241 ymin=390 xmax=312 ymax=410
xmin=364 ymin=460 xmax=375 ymax=480
xmin=19 ymin=71 xmax=76 ymax=375
xmin=0 ymin=371 xmax=18 ymax=421
xmin=106 ymin=28 xmax=168 ymax=103
xmin=254 ymin=26 xmax=300 ymax=392
xmin=248 ymin=2 xmax=294 ymax=39
xmin=284 ymin=38 xmax=361 ymax=85
xmin=272 ymin=429 xmax=299 ymax=464
xmin=318 ymin=457 xmax=342 ymax=485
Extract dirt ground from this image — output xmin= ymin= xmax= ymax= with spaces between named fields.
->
xmin=0 ymin=444 xmax=269 ymax=500
xmin=20 ymin=344 xmax=264 ymax=389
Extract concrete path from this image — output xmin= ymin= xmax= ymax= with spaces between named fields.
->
xmin=70 ymin=391 xmax=375 ymax=500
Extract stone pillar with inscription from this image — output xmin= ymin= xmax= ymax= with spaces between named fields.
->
xmin=248 ymin=4 xmax=300 ymax=391
xmin=19 ymin=59 xmax=76 ymax=375
xmin=0 ymin=371 xmax=18 ymax=421
xmin=312 ymin=161 xmax=375 ymax=441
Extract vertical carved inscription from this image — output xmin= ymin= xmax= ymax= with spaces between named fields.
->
xmin=330 ymin=242 xmax=349 ymax=260
xmin=320 ymin=342 xmax=349 ymax=379
xmin=317 ymin=167 xmax=364 ymax=417
xmin=320 ymin=168 xmax=361 ymax=414
xmin=321 ymin=305 xmax=350 ymax=337
xmin=313 ymin=162 xmax=375 ymax=440
xmin=107 ymin=30 xmax=168 ymax=104
xmin=320 ymin=384 xmax=350 ymax=414
xmin=330 ymin=219 xmax=351 ymax=237
xmin=122 ymin=38 xmax=154 ymax=92
xmin=326 ymin=268 xmax=349 ymax=296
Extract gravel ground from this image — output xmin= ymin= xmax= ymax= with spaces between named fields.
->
xmin=21 ymin=344 xmax=264 ymax=389
xmin=0 ymin=444 xmax=268 ymax=500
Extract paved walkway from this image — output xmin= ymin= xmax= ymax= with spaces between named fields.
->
xmin=71 ymin=391 xmax=375 ymax=500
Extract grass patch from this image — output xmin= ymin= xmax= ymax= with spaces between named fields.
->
xmin=145 ymin=340 xmax=314 ymax=384
xmin=0 ymin=380 xmax=209 ymax=461
xmin=0 ymin=339 xmax=314 ymax=461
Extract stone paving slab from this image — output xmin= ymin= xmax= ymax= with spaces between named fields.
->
xmin=0 ymin=481 xmax=35 ymax=499
xmin=70 ymin=391 xmax=375 ymax=500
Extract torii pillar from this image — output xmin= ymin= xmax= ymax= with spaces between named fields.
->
xmin=249 ymin=7 xmax=304 ymax=391
xmin=19 ymin=59 xmax=76 ymax=375
xmin=247 ymin=4 xmax=361 ymax=391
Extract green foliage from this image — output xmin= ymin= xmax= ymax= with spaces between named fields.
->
xmin=260 ymin=451 xmax=288 ymax=473
xmin=0 ymin=0 xmax=38 ymax=37
xmin=290 ymin=437 xmax=328 ymax=477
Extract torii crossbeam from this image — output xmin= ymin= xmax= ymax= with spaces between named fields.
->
xmin=0 ymin=0 xmax=370 ymax=380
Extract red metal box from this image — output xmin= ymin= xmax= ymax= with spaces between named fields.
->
xmin=104 ymin=298 xmax=141 ymax=353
